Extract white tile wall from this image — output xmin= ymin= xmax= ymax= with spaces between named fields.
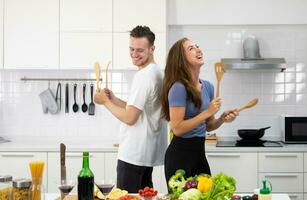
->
xmin=168 ymin=25 xmax=307 ymax=139
xmin=0 ymin=69 xmax=136 ymax=142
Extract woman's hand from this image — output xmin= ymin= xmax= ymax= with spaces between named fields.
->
xmin=206 ymin=97 xmax=221 ymax=116
xmin=220 ymin=109 xmax=239 ymax=123
xmin=94 ymin=88 xmax=110 ymax=105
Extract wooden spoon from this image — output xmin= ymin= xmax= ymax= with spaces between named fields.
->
xmin=94 ymin=62 xmax=101 ymax=90
xmin=214 ymin=62 xmax=225 ymax=98
xmin=237 ymin=98 xmax=259 ymax=112
xmin=105 ymin=61 xmax=111 ymax=89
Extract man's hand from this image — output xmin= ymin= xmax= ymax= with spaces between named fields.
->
xmin=104 ymin=88 xmax=116 ymax=102
xmin=94 ymin=88 xmax=110 ymax=105
xmin=220 ymin=109 xmax=239 ymax=123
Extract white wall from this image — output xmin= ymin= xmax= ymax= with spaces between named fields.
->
xmin=168 ymin=25 xmax=307 ymax=139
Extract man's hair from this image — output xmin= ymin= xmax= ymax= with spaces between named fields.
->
xmin=130 ymin=25 xmax=155 ymax=46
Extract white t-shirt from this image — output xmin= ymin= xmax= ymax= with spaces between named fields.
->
xmin=118 ymin=63 xmax=168 ymax=167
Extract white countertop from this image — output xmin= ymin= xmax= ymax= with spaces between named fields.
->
xmin=45 ymin=193 xmax=291 ymax=200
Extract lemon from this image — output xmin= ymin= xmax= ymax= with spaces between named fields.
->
xmin=197 ymin=176 xmax=213 ymax=193
xmin=107 ymin=188 xmax=128 ymax=200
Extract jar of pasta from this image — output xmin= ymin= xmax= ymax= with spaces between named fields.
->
xmin=0 ymin=175 xmax=13 ymax=200
xmin=12 ymin=179 xmax=31 ymax=200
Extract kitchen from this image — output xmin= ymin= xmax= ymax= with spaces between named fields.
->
xmin=0 ymin=0 xmax=307 ymax=200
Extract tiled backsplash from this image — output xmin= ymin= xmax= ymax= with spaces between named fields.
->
xmin=1 ymin=25 xmax=307 ymax=142
xmin=169 ymin=25 xmax=307 ymax=139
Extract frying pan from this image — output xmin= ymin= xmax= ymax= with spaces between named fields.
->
xmin=238 ymin=126 xmax=271 ymax=140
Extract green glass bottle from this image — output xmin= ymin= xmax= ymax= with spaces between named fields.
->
xmin=78 ymin=152 xmax=94 ymax=200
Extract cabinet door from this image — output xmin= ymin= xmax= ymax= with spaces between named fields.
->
xmin=0 ymin=152 xmax=47 ymax=186
xmin=0 ymin=0 xmax=3 ymax=68
xmin=207 ymin=153 xmax=257 ymax=192
xmin=4 ymin=0 xmax=59 ymax=68
xmin=259 ymin=153 xmax=303 ymax=172
xmin=113 ymin=32 xmax=166 ymax=70
xmin=152 ymin=166 xmax=168 ymax=194
xmin=104 ymin=153 xmax=117 ymax=184
xmin=60 ymin=33 xmax=112 ymax=69
xmin=304 ymin=153 xmax=307 ymax=172
xmin=47 ymin=152 xmax=105 ymax=193
xmin=113 ymin=0 xmax=166 ymax=32
xmin=60 ymin=0 xmax=112 ymax=32
xmin=259 ymin=173 xmax=303 ymax=193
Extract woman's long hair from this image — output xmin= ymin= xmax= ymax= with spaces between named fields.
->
xmin=161 ymin=37 xmax=202 ymax=121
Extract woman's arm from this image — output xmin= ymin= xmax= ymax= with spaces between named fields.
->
xmin=170 ymin=98 xmax=221 ymax=136
xmin=206 ymin=109 xmax=238 ymax=132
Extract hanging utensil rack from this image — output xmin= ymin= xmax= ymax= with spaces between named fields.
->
xmin=20 ymin=76 xmax=102 ymax=82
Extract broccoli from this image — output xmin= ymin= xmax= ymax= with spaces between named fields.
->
xmin=168 ymin=169 xmax=187 ymax=197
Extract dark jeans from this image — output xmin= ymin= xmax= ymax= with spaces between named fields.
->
xmin=164 ymin=136 xmax=211 ymax=190
xmin=117 ymin=159 xmax=153 ymax=193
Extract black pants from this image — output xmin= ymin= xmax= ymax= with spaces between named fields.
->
xmin=164 ymin=136 xmax=211 ymax=189
xmin=117 ymin=159 xmax=153 ymax=193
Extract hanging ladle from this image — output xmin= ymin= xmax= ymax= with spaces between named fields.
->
xmin=81 ymin=83 xmax=88 ymax=112
xmin=72 ymin=83 xmax=79 ymax=112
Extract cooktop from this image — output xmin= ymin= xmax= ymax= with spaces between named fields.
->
xmin=216 ymin=139 xmax=283 ymax=147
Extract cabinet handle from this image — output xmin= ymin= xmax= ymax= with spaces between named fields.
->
xmin=1 ymin=154 xmax=35 ymax=158
xmin=288 ymin=194 xmax=299 ymax=198
xmin=263 ymin=173 xmax=298 ymax=178
xmin=207 ymin=153 xmax=240 ymax=158
xmin=264 ymin=154 xmax=298 ymax=158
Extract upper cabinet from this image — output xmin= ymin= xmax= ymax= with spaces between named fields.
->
xmin=0 ymin=0 xmax=3 ymax=68
xmin=113 ymin=0 xmax=166 ymax=32
xmin=168 ymin=0 xmax=307 ymax=25
xmin=60 ymin=0 xmax=112 ymax=32
xmin=4 ymin=0 xmax=59 ymax=69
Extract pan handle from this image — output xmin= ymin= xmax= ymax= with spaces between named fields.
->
xmin=259 ymin=126 xmax=271 ymax=131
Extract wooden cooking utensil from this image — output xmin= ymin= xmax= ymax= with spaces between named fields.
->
xmin=214 ymin=62 xmax=225 ymax=98
xmin=237 ymin=98 xmax=259 ymax=112
xmin=105 ymin=61 xmax=111 ymax=89
xmin=94 ymin=62 xmax=101 ymax=90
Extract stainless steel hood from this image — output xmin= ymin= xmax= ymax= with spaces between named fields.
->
xmin=221 ymin=35 xmax=286 ymax=72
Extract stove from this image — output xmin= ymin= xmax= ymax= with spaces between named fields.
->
xmin=216 ymin=139 xmax=283 ymax=147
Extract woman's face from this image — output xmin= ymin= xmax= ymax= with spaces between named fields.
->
xmin=183 ymin=40 xmax=204 ymax=67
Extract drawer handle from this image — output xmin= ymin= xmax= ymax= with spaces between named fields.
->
xmin=1 ymin=154 xmax=35 ymax=158
xmin=264 ymin=174 xmax=298 ymax=178
xmin=66 ymin=154 xmax=93 ymax=158
xmin=264 ymin=154 xmax=298 ymax=158
xmin=289 ymin=194 xmax=299 ymax=198
xmin=207 ymin=154 xmax=240 ymax=158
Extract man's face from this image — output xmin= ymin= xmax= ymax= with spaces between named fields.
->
xmin=129 ymin=37 xmax=154 ymax=67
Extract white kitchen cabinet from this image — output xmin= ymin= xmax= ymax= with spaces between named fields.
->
xmin=104 ymin=152 xmax=117 ymax=184
xmin=258 ymin=173 xmax=303 ymax=193
xmin=304 ymin=153 xmax=307 ymax=172
xmin=304 ymin=173 xmax=307 ymax=193
xmin=0 ymin=0 xmax=3 ymax=68
xmin=4 ymin=0 xmax=59 ymax=68
xmin=259 ymin=153 xmax=303 ymax=173
xmin=113 ymin=0 xmax=166 ymax=32
xmin=113 ymin=32 xmax=166 ymax=70
xmin=168 ymin=0 xmax=307 ymax=25
xmin=60 ymin=33 xmax=112 ymax=69
xmin=206 ymin=153 xmax=257 ymax=192
xmin=47 ymin=152 xmax=105 ymax=193
xmin=152 ymin=166 xmax=168 ymax=194
xmin=60 ymin=0 xmax=112 ymax=32
xmin=0 ymin=152 xmax=47 ymax=186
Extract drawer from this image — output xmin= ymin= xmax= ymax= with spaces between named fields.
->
xmin=259 ymin=153 xmax=303 ymax=172
xmin=258 ymin=173 xmax=303 ymax=193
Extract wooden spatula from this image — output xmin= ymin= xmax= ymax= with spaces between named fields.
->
xmin=237 ymin=98 xmax=259 ymax=112
xmin=105 ymin=61 xmax=111 ymax=89
xmin=214 ymin=62 xmax=225 ymax=98
xmin=94 ymin=62 xmax=101 ymax=90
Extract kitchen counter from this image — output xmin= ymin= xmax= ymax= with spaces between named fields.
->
xmin=0 ymin=138 xmax=307 ymax=152
xmin=45 ymin=193 xmax=291 ymax=200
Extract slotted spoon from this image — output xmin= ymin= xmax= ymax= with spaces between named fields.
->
xmin=214 ymin=62 xmax=225 ymax=98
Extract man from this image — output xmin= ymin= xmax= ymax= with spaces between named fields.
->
xmin=94 ymin=25 xmax=167 ymax=192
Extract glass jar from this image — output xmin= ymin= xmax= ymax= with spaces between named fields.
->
xmin=12 ymin=179 xmax=31 ymax=200
xmin=30 ymin=177 xmax=44 ymax=200
xmin=0 ymin=175 xmax=13 ymax=200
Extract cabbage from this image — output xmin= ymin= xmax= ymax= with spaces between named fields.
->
xmin=179 ymin=188 xmax=201 ymax=200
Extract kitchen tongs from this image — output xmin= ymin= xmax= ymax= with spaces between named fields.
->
xmin=214 ymin=62 xmax=225 ymax=98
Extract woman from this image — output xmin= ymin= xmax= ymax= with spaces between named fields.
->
xmin=161 ymin=37 xmax=238 ymax=184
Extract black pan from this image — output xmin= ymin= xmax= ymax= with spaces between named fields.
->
xmin=238 ymin=126 xmax=271 ymax=140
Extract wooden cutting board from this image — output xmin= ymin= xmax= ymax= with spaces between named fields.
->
xmin=56 ymin=195 xmax=101 ymax=200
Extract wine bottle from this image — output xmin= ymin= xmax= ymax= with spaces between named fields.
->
xmin=78 ymin=152 xmax=94 ymax=200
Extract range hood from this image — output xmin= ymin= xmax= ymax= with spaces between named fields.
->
xmin=221 ymin=35 xmax=286 ymax=72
